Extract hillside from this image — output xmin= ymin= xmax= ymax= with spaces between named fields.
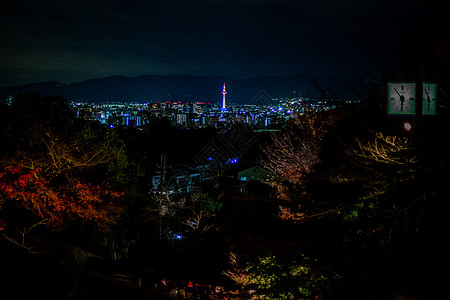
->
xmin=0 ymin=74 xmax=358 ymax=103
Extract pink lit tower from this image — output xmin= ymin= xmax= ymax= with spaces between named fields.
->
xmin=221 ymin=83 xmax=228 ymax=111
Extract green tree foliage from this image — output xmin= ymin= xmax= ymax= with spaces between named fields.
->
xmin=225 ymin=251 xmax=340 ymax=299
xmin=263 ymin=98 xmax=450 ymax=248
xmin=320 ymin=130 xmax=421 ymax=245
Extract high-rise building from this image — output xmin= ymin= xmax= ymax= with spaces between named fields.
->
xmin=221 ymin=83 xmax=228 ymax=111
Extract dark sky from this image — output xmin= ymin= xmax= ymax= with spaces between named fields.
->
xmin=0 ymin=0 xmax=446 ymax=87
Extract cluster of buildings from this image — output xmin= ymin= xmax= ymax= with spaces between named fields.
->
xmin=2 ymin=85 xmax=357 ymax=196
xmin=69 ymin=84 xmax=354 ymax=130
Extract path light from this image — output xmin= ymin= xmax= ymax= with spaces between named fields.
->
xmin=403 ymin=121 xmax=412 ymax=132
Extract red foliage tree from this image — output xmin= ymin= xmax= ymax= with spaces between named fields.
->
xmin=1 ymin=94 xmax=128 ymax=241
xmin=0 ymin=162 xmax=124 ymax=233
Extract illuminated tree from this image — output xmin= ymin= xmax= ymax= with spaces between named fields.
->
xmin=144 ymin=186 xmax=223 ymax=239
xmin=270 ymin=122 xmax=425 ymax=249
xmin=0 ymin=94 xmax=128 ymax=236
xmin=327 ymin=131 xmax=418 ymax=196
xmin=278 ymin=129 xmax=417 ymax=208
xmin=260 ymin=100 xmax=429 ymax=246
xmin=0 ymin=161 xmax=124 ymax=234
xmin=224 ymin=251 xmax=340 ymax=299
xmin=182 ymin=192 xmax=223 ymax=233
xmin=262 ymin=129 xmax=319 ymax=187
xmin=144 ymin=185 xmax=187 ymax=239
xmin=261 ymin=111 xmax=343 ymax=201
xmin=320 ymin=131 xmax=421 ymax=244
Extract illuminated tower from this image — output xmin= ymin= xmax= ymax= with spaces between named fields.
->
xmin=221 ymin=83 xmax=228 ymax=111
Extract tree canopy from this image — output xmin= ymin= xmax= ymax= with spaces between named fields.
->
xmin=262 ymin=95 xmax=450 ymax=251
xmin=0 ymin=94 xmax=128 ymax=235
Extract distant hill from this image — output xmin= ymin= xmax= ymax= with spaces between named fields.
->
xmin=0 ymin=74 xmax=358 ymax=103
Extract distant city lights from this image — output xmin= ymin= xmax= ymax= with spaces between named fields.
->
xmin=63 ymin=89 xmax=358 ymax=130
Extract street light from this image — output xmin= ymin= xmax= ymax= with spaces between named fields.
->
xmin=403 ymin=121 xmax=412 ymax=132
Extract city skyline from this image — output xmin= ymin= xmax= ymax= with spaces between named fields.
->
xmin=69 ymin=87 xmax=345 ymax=129
xmin=0 ymin=73 xmax=360 ymax=103
xmin=1 ymin=0 xmax=447 ymax=88
xmin=1 ymin=2 xmax=450 ymax=293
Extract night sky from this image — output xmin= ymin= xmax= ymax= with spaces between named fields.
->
xmin=0 ymin=0 xmax=446 ymax=88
